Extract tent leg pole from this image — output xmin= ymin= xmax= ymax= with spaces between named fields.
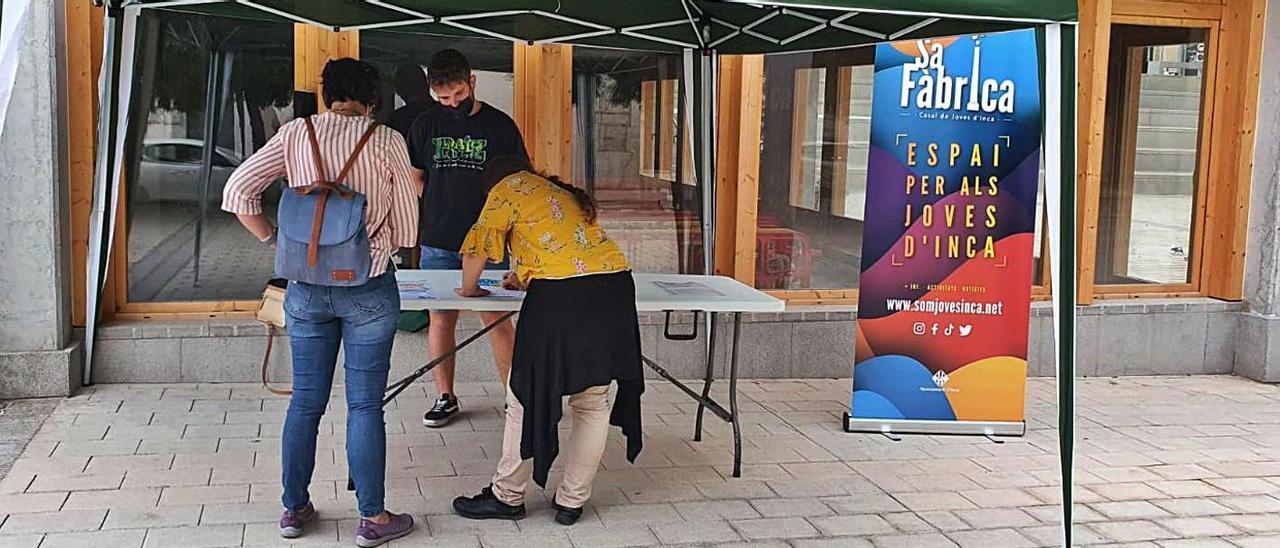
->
xmin=1044 ymin=22 xmax=1077 ymax=548
xmin=84 ymin=5 xmax=126 ymax=387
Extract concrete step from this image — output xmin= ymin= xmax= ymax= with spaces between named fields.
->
xmin=1140 ymin=74 xmax=1203 ymax=93
xmin=1138 ymin=90 xmax=1203 ymax=112
xmin=1135 ymin=125 xmax=1199 ymax=150
xmin=1133 ymin=171 xmax=1195 ymax=195
xmin=1135 ymin=147 xmax=1199 ymax=173
xmin=1139 ymin=108 xmax=1200 ymax=128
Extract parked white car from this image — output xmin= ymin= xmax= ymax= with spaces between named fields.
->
xmin=136 ymin=138 xmax=242 ymax=203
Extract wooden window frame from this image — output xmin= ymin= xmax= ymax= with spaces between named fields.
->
xmin=1090 ymin=17 xmax=1218 ymax=298
xmin=102 ymin=25 xmax=360 ymax=321
xmin=1078 ymin=0 xmax=1266 ymax=305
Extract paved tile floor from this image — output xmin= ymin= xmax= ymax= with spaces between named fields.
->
xmin=0 ymin=375 xmax=1277 ymax=547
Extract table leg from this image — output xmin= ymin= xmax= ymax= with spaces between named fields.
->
xmin=729 ymin=312 xmax=743 ymax=478
xmin=382 ymin=311 xmax=516 ymax=406
xmin=694 ymin=311 xmax=717 ymax=442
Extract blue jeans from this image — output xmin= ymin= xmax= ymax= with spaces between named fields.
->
xmin=419 ymin=245 xmax=509 ymax=270
xmin=281 ymin=272 xmax=398 ymax=518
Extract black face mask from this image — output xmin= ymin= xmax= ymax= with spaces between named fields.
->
xmin=445 ymin=94 xmax=474 ymax=119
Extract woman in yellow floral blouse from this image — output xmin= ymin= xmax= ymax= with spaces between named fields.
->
xmin=451 ymin=156 xmax=643 ymax=527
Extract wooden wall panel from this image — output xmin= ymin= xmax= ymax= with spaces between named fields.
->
xmin=1077 ymin=0 xmax=1114 ymax=304
xmin=732 ymin=55 xmax=765 ymax=287
xmin=1113 ymin=0 xmax=1225 ymax=19
xmin=1201 ymin=0 xmax=1267 ymax=299
xmin=714 ymin=56 xmax=744 ymax=277
xmin=293 ymin=25 xmax=360 ymax=107
xmin=512 ymin=43 xmax=573 ymax=179
xmin=713 ymin=55 xmax=766 ymax=280
xmin=65 ymin=1 xmax=103 ymax=326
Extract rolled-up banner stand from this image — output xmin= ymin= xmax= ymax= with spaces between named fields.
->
xmin=846 ymin=29 xmax=1042 ymax=437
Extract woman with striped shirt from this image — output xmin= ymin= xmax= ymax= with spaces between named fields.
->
xmin=222 ymin=58 xmax=418 ymax=547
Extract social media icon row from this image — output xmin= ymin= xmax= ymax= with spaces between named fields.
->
xmin=912 ymin=322 xmax=973 ymax=337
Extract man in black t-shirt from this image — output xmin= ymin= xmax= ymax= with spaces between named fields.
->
xmin=408 ymin=49 xmax=526 ymax=428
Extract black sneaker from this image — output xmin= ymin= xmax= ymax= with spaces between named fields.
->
xmin=423 ymin=394 xmax=459 ymax=428
xmin=453 ymin=485 xmax=526 ymax=521
xmin=552 ymin=497 xmax=583 ymax=526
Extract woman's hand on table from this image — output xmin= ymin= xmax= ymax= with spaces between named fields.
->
xmin=501 ymin=271 xmax=526 ymax=291
xmin=455 ymin=286 xmax=491 ymax=298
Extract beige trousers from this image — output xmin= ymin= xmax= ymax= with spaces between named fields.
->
xmin=491 ymin=383 xmax=611 ymax=508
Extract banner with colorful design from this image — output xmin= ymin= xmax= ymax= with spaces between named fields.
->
xmin=848 ymin=29 xmax=1041 ymax=434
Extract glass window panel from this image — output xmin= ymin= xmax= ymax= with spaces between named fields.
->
xmin=755 ymin=49 xmax=872 ymax=290
xmin=360 ymin=32 xmax=515 ymax=124
xmin=124 ymin=10 xmax=293 ymax=303
xmin=1095 ymin=25 xmax=1209 ymax=286
xmin=572 ymin=48 xmax=703 ymax=274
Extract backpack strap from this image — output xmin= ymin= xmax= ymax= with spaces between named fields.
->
xmin=337 ymin=122 xmax=381 ymax=184
xmin=294 ymin=119 xmax=379 ymax=268
xmin=302 ymin=116 xmax=327 ymax=180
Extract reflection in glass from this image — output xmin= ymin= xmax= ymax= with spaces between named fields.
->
xmin=756 ymin=50 xmax=871 ymax=290
xmin=125 ymin=11 xmax=293 ymax=303
xmin=361 ymin=32 xmax=516 ymax=122
xmin=572 ymin=48 xmax=702 ymax=274
xmin=1096 ymin=25 xmax=1208 ymax=286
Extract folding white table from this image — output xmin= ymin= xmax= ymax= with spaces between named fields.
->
xmin=387 ymin=270 xmax=785 ymax=477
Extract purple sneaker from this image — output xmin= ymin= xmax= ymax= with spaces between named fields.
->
xmin=279 ymin=502 xmax=316 ymax=538
xmin=355 ymin=512 xmax=415 ymax=547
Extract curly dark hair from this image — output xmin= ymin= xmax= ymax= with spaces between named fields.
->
xmin=321 ymin=58 xmax=382 ymax=111
xmin=427 ymin=48 xmax=471 ymax=87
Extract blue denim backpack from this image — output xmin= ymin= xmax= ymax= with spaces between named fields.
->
xmin=275 ymin=117 xmax=379 ymax=286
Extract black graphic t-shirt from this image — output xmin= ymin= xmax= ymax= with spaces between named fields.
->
xmin=407 ymin=103 xmax=526 ymax=251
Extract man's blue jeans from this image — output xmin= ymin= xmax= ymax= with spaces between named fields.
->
xmin=281 ymin=272 xmax=398 ymax=518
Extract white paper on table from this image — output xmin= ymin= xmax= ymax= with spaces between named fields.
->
xmin=651 ymin=280 xmax=725 ymax=297
xmin=398 ymin=281 xmax=438 ymax=300
xmin=457 ymin=277 xmax=526 ymax=300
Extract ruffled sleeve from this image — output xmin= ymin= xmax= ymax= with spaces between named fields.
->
xmin=460 ymin=224 xmax=508 ymax=264
xmin=460 ymin=186 xmax=517 ymax=263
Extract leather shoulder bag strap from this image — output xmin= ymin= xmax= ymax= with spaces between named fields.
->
xmin=336 ymin=122 xmax=381 ymax=185
xmin=261 ymin=324 xmax=292 ymax=396
xmin=302 ymin=116 xmax=328 ymax=181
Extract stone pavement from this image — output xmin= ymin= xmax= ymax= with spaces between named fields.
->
xmin=0 ymin=400 xmax=57 ymax=480
xmin=0 ymin=376 xmax=1277 ymax=547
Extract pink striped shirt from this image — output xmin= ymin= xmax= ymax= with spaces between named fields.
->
xmin=222 ymin=112 xmax=419 ymax=278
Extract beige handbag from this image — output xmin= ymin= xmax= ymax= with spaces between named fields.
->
xmin=257 ymin=283 xmax=291 ymax=395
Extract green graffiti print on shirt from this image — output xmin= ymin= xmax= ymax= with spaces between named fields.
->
xmin=433 ymin=136 xmax=488 ymax=168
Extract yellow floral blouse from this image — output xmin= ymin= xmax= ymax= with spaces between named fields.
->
xmin=460 ymin=171 xmax=630 ymax=285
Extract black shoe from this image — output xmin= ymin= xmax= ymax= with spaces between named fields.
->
xmin=423 ymin=394 xmax=459 ymax=428
xmin=552 ymin=497 xmax=583 ymax=526
xmin=453 ymin=486 xmax=526 ymax=521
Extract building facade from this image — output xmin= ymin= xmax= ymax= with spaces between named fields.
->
xmin=0 ymin=0 xmax=1277 ymax=398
